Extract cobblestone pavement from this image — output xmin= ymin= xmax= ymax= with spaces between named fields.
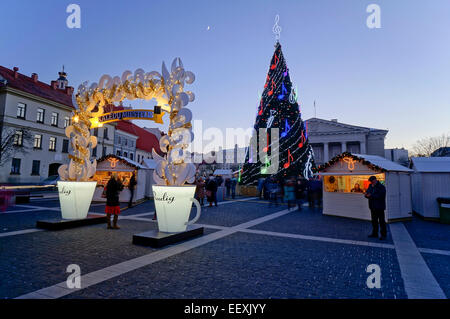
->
xmin=0 ymin=197 xmax=448 ymax=299
xmin=250 ymin=205 xmax=394 ymax=244
xmin=65 ymin=232 xmax=406 ymax=299
xmin=404 ymin=218 xmax=450 ymax=251
xmin=421 ymin=253 xmax=450 ymax=298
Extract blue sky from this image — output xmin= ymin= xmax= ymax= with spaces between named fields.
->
xmin=1 ymin=0 xmax=449 ymax=150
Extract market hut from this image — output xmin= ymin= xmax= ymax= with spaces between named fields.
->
xmin=316 ymin=152 xmax=413 ymax=222
xmin=410 ymin=157 xmax=450 ymax=220
xmin=92 ymin=154 xmax=149 ymax=203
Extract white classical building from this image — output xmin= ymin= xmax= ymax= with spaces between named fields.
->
xmin=305 ymin=118 xmax=388 ymax=165
xmin=0 ymin=65 xmax=115 ymax=184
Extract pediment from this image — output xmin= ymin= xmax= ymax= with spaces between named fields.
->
xmin=306 ymin=118 xmax=370 ymax=134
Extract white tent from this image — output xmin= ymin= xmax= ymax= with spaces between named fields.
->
xmin=410 ymin=157 xmax=450 ymax=219
xmin=318 ymin=152 xmax=413 ymax=222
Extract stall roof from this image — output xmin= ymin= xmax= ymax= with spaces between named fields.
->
xmin=410 ymin=157 xmax=450 ymax=173
xmin=352 ymin=154 xmax=413 ymax=172
xmin=97 ymin=154 xmax=146 ymax=169
xmin=213 ymin=169 xmax=232 ymax=176
xmin=317 ymin=152 xmax=412 ymax=173
xmin=142 ymin=158 xmax=157 ymax=169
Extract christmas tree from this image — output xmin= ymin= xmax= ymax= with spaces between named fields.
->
xmin=240 ymin=41 xmax=315 ymax=185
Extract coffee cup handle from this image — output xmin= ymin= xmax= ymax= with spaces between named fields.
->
xmin=186 ymin=198 xmax=201 ymax=225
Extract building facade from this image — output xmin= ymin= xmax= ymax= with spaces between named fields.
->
xmin=305 ymin=118 xmax=388 ymax=165
xmin=0 ymin=65 xmax=114 ymax=184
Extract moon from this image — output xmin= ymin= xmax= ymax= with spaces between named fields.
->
xmin=207 ymin=26 xmax=210 ymax=31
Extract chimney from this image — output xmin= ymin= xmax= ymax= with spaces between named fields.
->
xmin=51 ymin=80 xmax=58 ymax=90
xmin=331 ymin=119 xmax=338 ymax=122
xmin=65 ymin=86 xmax=74 ymax=95
xmin=31 ymin=73 xmax=38 ymax=82
xmin=13 ymin=67 xmax=19 ymax=79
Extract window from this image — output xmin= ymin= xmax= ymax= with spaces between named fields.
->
xmin=64 ymin=116 xmax=70 ymax=128
xmin=51 ymin=112 xmax=58 ymax=126
xmin=13 ymin=131 xmax=23 ymax=146
xmin=102 ymin=146 xmax=107 ymax=156
xmin=323 ymin=174 xmax=385 ymax=193
xmin=31 ymin=160 xmax=40 ymax=175
xmin=93 ymin=128 xmax=98 ymax=137
xmin=37 ymin=108 xmax=45 ymax=123
xmin=103 ymin=127 xmax=108 ymax=140
xmin=130 ymin=153 xmax=133 ymax=161
xmin=124 ymin=151 xmax=128 ymax=158
xmin=49 ymin=137 xmax=56 ymax=151
xmin=17 ymin=103 xmax=26 ymax=119
xmin=137 ymin=154 xmax=140 ymax=163
xmin=62 ymin=139 xmax=69 ymax=153
xmin=34 ymin=134 xmax=42 ymax=149
xmin=118 ymin=136 xmax=121 ymax=144
xmin=347 ymin=142 xmax=361 ymax=154
xmin=11 ymin=158 xmax=21 ymax=174
xmin=124 ymin=139 xmax=127 ymax=146
xmin=116 ymin=150 xmax=121 ymax=156
xmin=92 ymin=146 xmax=97 ymax=157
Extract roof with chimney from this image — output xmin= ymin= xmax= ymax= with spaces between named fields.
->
xmin=0 ymin=65 xmax=74 ymax=108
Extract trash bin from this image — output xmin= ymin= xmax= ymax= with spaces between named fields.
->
xmin=437 ymin=197 xmax=450 ymax=224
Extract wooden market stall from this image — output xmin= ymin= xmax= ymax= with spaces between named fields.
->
xmin=410 ymin=157 xmax=450 ymax=220
xmin=317 ymin=152 xmax=413 ymax=222
xmin=92 ymin=154 xmax=150 ymax=203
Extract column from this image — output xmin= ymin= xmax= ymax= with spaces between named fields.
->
xmin=360 ymin=141 xmax=366 ymax=154
xmin=323 ymin=143 xmax=329 ymax=163
xmin=341 ymin=141 xmax=347 ymax=153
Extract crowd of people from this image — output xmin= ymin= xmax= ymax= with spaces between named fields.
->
xmin=195 ymin=174 xmax=238 ymax=207
xmin=258 ymin=175 xmax=323 ymax=211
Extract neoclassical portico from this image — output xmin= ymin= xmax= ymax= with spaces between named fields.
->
xmin=305 ymin=118 xmax=387 ymax=165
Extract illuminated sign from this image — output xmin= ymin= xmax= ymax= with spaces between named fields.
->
xmin=343 ymin=157 xmax=356 ymax=171
xmin=108 ymin=158 xmax=119 ymax=168
xmin=153 ymin=185 xmax=201 ymax=233
xmin=58 ymin=181 xmax=96 ymax=219
xmin=90 ymin=109 xmax=165 ymax=128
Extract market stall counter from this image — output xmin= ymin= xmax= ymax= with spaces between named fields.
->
xmin=92 ymin=154 xmax=151 ymax=203
xmin=316 ymin=152 xmax=413 ymax=222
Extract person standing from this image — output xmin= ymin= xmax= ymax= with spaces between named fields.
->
xmin=295 ymin=178 xmax=307 ymax=211
xmin=206 ymin=174 xmax=218 ymax=207
xmin=128 ymin=172 xmax=137 ymax=208
xmin=105 ymin=173 xmax=124 ymax=229
xmin=257 ymin=177 xmax=265 ymax=199
xmin=365 ymin=176 xmax=387 ymax=240
xmin=195 ymin=177 xmax=206 ymax=206
xmin=283 ymin=178 xmax=296 ymax=210
xmin=230 ymin=175 xmax=237 ymax=199
xmin=225 ymin=178 xmax=231 ymax=198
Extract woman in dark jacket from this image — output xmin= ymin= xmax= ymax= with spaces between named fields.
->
xmin=105 ymin=173 xmax=124 ymax=229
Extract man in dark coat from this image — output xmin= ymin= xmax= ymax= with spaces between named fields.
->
xmin=128 ymin=172 xmax=137 ymax=208
xmin=365 ymin=176 xmax=387 ymax=240
xmin=206 ymin=174 xmax=218 ymax=207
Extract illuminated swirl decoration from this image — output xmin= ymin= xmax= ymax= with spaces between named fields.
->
xmin=151 ymin=58 xmax=196 ymax=186
xmin=59 ymin=58 xmax=196 ymax=184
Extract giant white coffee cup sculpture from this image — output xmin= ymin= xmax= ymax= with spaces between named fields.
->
xmin=58 ymin=58 xmax=200 ymax=230
xmin=151 ymin=59 xmax=201 ymax=233
xmin=57 ymin=88 xmax=100 ymax=219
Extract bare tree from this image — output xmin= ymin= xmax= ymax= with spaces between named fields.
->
xmin=0 ymin=127 xmax=33 ymax=166
xmin=411 ymin=133 xmax=450 ymax=157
